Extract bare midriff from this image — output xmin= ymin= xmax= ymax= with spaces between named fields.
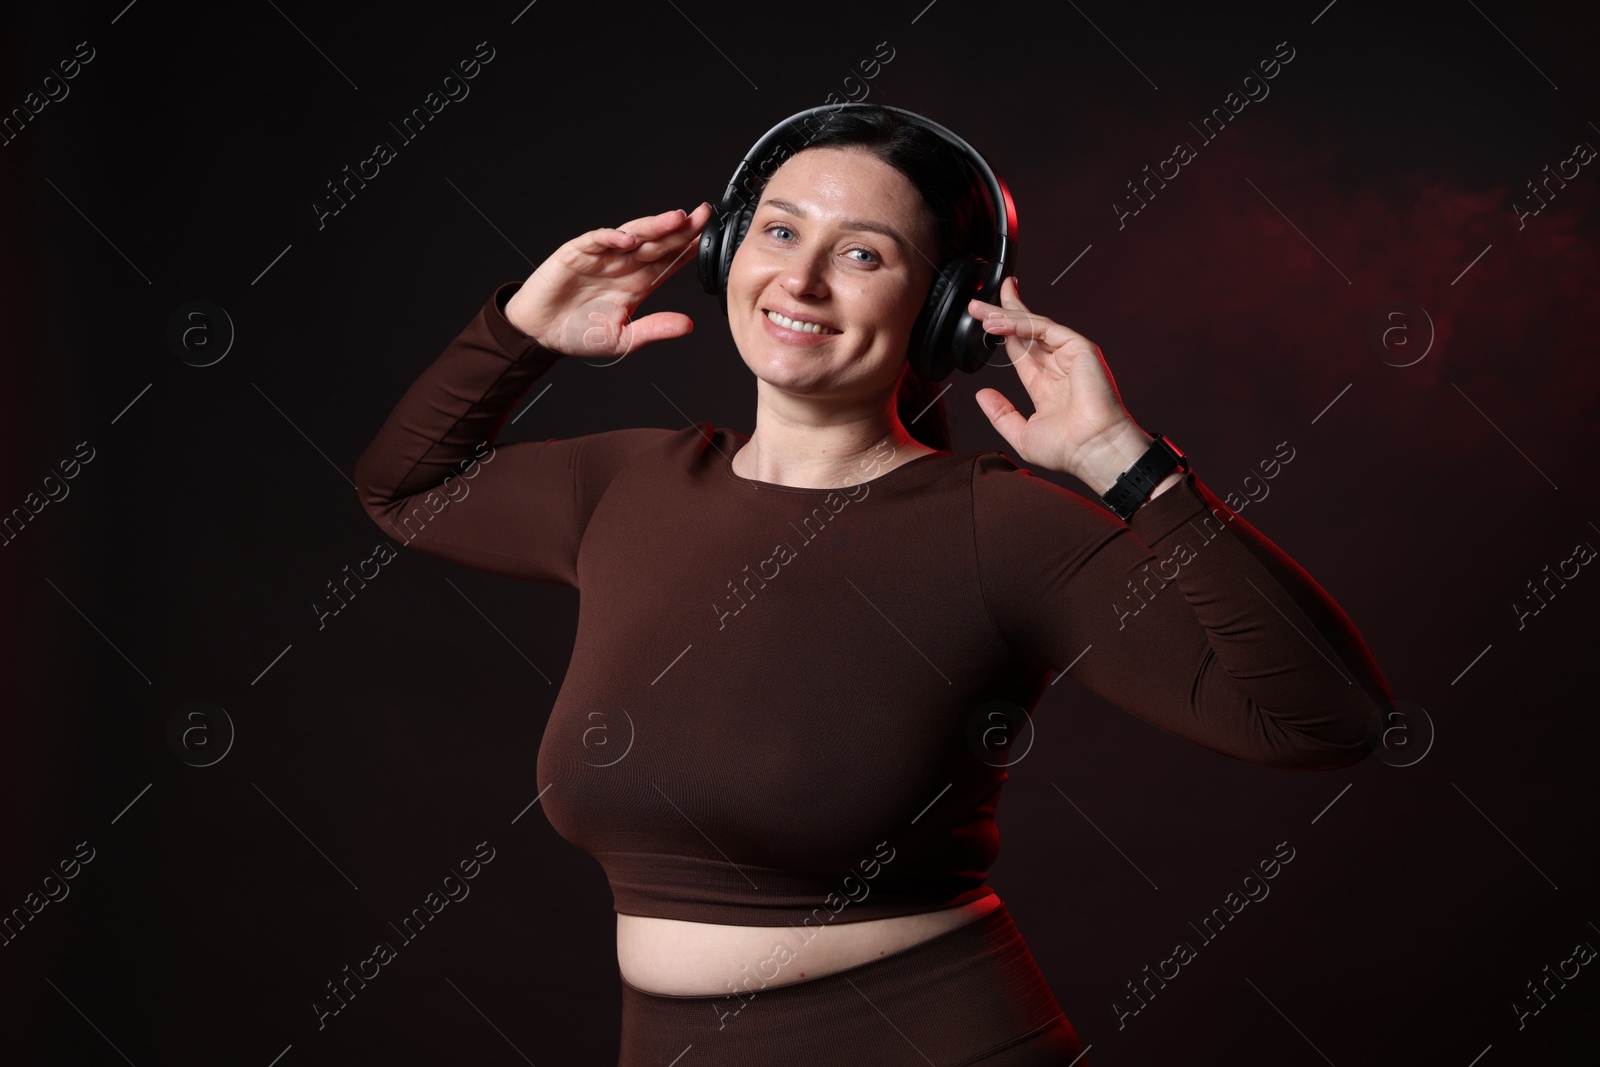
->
xmin=615 ymin=892 xmax=1004 ymax=996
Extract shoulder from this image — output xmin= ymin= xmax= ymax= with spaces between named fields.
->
xmin=592 ymin=422 xmax=741 ymax=478
xmin=662 ymin=422 xmax=737 ymax=467
xmin=970 ymin=451 xmax=1117 ymax=522
xmin=968 ymin=450 xmax=1128 ymax=565
xmin=575 ymin=423 xmax=717 ymax=455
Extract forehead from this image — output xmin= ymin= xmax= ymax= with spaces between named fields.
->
xmin=760 ymin=146 xmax=931 ymax=235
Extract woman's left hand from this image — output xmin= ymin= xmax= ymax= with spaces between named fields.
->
xmin=968 ymin=277 xmax=1156 ymax=492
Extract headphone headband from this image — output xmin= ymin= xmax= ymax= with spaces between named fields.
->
xmin=698 ymin=103 xmax=1019 ymax=381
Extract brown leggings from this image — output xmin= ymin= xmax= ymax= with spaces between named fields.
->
xmin=617 ymin=901 xmax=1088 ymax=1066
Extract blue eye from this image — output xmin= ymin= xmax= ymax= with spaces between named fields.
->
xmin=761 ymin=224 xmax=879 ymax=266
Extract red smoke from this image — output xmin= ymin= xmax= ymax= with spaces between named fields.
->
xmin=994 ymin=104 xmax=1598 ymax=459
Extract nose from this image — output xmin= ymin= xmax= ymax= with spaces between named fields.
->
xmin=781 ymin=247 xmax=830 ymax=300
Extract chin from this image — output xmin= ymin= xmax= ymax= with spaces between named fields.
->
xmin=736 ymin=324 xmax=824 ymax=370
xmin=748 ymin=353 xmax=824 ymax=392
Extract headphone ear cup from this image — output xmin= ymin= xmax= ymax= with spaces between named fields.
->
xmin=911 ymin=257 xmax=979 ymax=381
xmin=716 ymin=200 xmax=759 ymax=308
xmin=697 ymin=210 xmax=726 ymax=296
xmin=950 ymin=264 xmax=1006 ymax=375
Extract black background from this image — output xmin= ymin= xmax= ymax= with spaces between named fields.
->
xmin=2 ymin=1 xmax=1596 ymax=1064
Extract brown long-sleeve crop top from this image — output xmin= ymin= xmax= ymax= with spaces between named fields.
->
xmin=352 ymin=281 xmax=1390 ymax=927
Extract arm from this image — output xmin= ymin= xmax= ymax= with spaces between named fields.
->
xmin=972 ymin=459 xmax=1390 ymax=769
xmin=353 ymin=204 xmax=711 ymax=583
xmin=966 ymin=278 xmax=1388 ymax=768
xmin=352 ymin=281 xmax=674 ymax=587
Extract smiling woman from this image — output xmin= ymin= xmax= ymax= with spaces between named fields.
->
xmin=721 ymin=144 xmax=944 ymax=485
xmin=705 ymin=106 xmax=1003 ymax=478
xmin=353 ymin=103 xmax=1391 ymax=1065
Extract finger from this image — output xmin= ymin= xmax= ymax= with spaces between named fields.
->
xmin=646 ymin=231 xmax=705 ymax=282
xmin=969 ymin=299 xmax=1044 ymax=351
xmin=967 ymin=299 xmax=1048 ymax=396
xmin=569 ymin=226 xmax=681 ymax=270
xmin=969 ymin=295 xmax=1006 ymax=322
xmin=686 ymin=200 xmax=714 ymax=228
xmin=1001 ymin=329 xmax=1049 ymax=389
xmin=968 ymin=297 xmax=1082 ymax=350
xmin=998 ymin=276 xmax=1026 ymax=311
xmin=570 ymin=215 xmax=681 ymax=261
xmin=970 ymin=297 xmax=1013 ymax=334
xmin=628 ymin=225 xmax=702 ymax=264
xmin=618 ymin=310 xmax=694 ymax=353
xmin=565 ymin=206 xmax=708 ymax=282
xmin=572 ymin=227 xmax=644 ymax=256
xmin=973 ymin=387 xmax=1030 ymax=454
xmin=615 ymin=208 xmax=704 ymax=248
xmin=968 ymin=296 xmax=1037 ymax=333
xmin=581 ymin=203 xmax=713 ymax=260
xmin=970 ymin=301 xmax=1032 ymax=358
xmin=971 ymin=277 xmax=1024 ymax=318
xmin=621 ymin=205 xmax=716 ymax=263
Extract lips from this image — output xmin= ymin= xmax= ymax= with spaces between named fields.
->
xmin=763 ymin=308 xmax=841 ymax=335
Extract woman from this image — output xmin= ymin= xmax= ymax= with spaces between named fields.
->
xmin=354 ymin=105 xmax=1390 ymax=1065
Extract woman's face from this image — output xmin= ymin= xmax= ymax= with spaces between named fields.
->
xmin=725 ymin=146 xmax=940 ymax=407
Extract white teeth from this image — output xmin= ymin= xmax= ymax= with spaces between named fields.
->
xmin=766 ymin=309 xmax=839 ymax=334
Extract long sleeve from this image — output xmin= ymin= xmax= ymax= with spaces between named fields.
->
xmin=352 ymin=281 xmax=676 ymax=587
xmin=971 ymin=461 xmax=1390 ymax=769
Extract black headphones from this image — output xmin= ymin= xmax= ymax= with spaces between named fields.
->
xmin=697 ymin=103 xmax=1018 ymax=382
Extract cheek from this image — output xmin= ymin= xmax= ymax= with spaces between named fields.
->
xmin=844 ymin=278 xmax=908 ymax=322
xmin=902 ymin=286 xmax=929 ymax=326
xmin=877 ymin=282 xmax=927 ymax=339
xmin=725 ymin=245 xmax=750 ymax=290
xmin=728 ymin=246 xmax=777 ymax=303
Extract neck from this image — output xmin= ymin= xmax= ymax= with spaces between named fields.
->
xmin=732 ymin=383 xmax=934 ymax=489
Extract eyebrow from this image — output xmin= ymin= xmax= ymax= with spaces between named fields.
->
xmin=758 ymin=197 xmax=911 ymax=254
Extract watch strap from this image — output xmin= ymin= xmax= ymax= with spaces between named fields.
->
xmin=1101 ymin=433 xmax=1188 ymax=520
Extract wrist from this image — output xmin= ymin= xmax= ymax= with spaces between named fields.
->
xmin=1091 ymin=428 xmax=1188 ymax=520
xmin=1145 ymin=467 xmax=1184 ymax=505
xmin=1145 ymin=467 xmax=1182 ymax=501
xmin=1075 ymin=422 xmax=1154 ymax=494
xmin=501 ymin=288 xmax=548 ymax=345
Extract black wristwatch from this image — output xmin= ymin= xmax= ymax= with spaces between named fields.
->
xmin=1100 ymin=434 xmax=1188 ymax=520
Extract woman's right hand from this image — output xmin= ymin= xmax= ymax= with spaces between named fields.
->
xmin=504 ymin=202 xmax=716 ymax=359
